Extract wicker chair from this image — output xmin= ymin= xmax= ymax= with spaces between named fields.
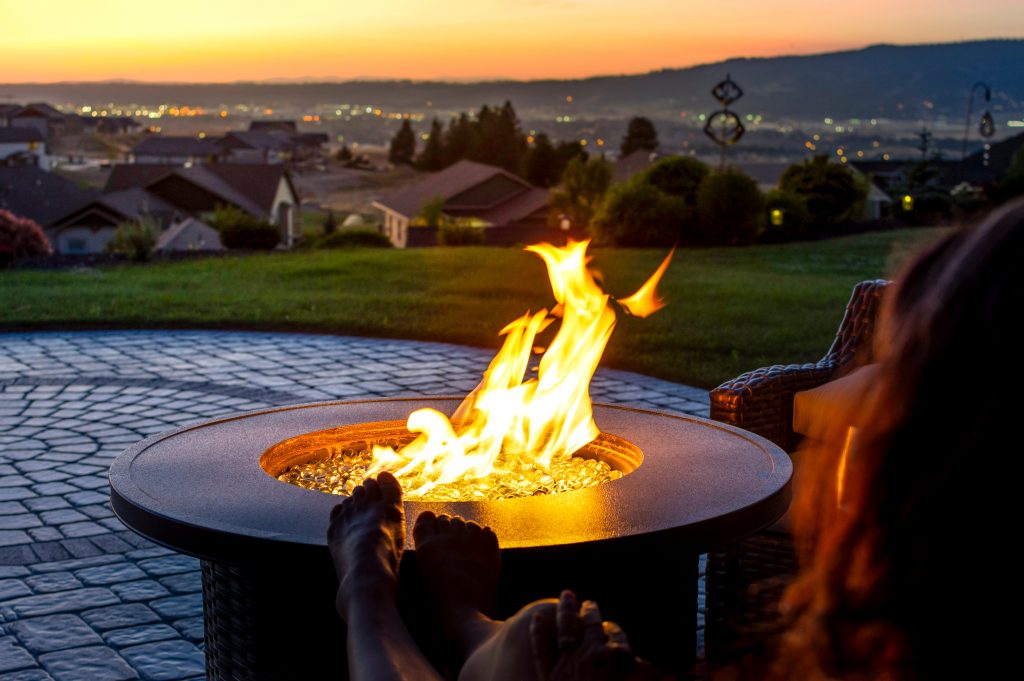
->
xmin=704 ymin=279 xmax=890 ymax=662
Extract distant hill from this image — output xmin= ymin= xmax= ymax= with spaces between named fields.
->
xmin=2 ymin=40 xmax=1021 ymax=122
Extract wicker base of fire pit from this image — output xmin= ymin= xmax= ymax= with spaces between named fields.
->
xmin=110 ymin=397 xmax=791 ymax=680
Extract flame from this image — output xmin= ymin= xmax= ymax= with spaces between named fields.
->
xmin=618 ymin=248 xmax=674 ymax=318
xmin=365 ymin=239 xmax=672 ymax=497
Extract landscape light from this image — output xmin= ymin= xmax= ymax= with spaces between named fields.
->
xmin=902 ymin=195 xmax=914 ymax=211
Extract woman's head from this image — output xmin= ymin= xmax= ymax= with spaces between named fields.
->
xmin=781 ymin=199 xmax=1024 ymax=680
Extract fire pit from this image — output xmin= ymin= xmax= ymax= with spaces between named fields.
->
xmin=110 ymin=396 xmax=790 ymax=680
xmin=110 ymin=241 xmax=790 ymax=678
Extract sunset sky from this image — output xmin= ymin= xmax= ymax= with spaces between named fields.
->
xmin=2 ymin=0 xmax=1021 ymax=83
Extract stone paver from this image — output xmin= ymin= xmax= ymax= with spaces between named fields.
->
xmin=0 ymin=330 xmax=710 ymax=678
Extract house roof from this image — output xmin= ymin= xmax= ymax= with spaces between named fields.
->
xmin=223 ymin=130 xmax=296 ymax=152
xmin=375 ymin=160 xmax=532 ymax=219
xmin=473 ymin=187 xmax=550 ymax=225
xmin=249 ymin=120 xmax=297 ymax=132
xmin=0 ymin=166 xmax=96 ymax=226
xmin=96 ymin=188 xmax=179 ymax=219
xmin=104 ymin=163 xmax=294 ymax=215
xmin=131 ymin=136 xmax=223 ymax=157
xmin=0 ymin=128 xmax=45 ymax=144
xmin=156 ymin=217 xmax=223 ymax=252
xmin=12 ymin=103 xmax=65 ymax=120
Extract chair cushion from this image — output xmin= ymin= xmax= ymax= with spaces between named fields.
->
xmin=792 ymin=363 xmax=880 ymax=441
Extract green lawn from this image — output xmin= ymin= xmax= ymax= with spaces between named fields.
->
xmin=0 ymin=229 xmax=943 ymax=388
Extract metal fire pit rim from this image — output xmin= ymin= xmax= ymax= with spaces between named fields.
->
xmin=109 ymin=397 xmax=792 ymax=563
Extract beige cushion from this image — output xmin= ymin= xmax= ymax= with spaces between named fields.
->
xmin=793 ymin=363 xmax=880 ymax=441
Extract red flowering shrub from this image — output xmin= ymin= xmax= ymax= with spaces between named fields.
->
xmin=0 ymin=208 xmax=53 ymax=260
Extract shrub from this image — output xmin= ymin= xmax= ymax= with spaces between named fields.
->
xmin=210 ymin=205 xmax=280 ymax=250
xmin=219 ymin=221 xmax=280 ymax=250
xmin=643 ymin=156 xmax=709 ymax=203
xmin=0 ymin=209 xmax=52 ymax=262
xmin=779 ymin=155 xmax=866 ymax=228
xmin=695 ymin=169 xmax=764 ymax=246
xmin=105 ymin=217 xmax=160 ymax=261
xmin=760 ymin=189 xmax=811 ymax=242
xmin=323 ymin=211 xmax=337 ymax=235
xmin=592 ymin=178 xmax=689 ymax=247
xmin=318 ymin=229 xmax=393 ymax=249
xmin=438 ymin=221 xmax=485 ymax=246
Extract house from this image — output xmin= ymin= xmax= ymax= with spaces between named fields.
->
xmin=220 ymin=130 xmax=296 ymax=164
xmin=0 ymin=165 xmax=95 ymax=228
xmin=130 ymin=136 xmax=225 ymax=164
xmin=7 ymin=103 xmax=66 ymax=138
xmin=47 ymin=188 xmax=180 ymax=254
xmin=96 ymin=116 xmax=143 ymax=136
xmin=155 ymin=218 xmax=224 ymax=252
xmin=0 ymin=128 xmax=50 ymax=170
xmin=48 ymin=163 xmax=301 ymax=253
xmin=373 ymin=160 xmax=552 ymax=248
xmin=0 ymin=104 xmax=20 ymax=127
xmin=250 ymin=120 xmax=298 ymax=133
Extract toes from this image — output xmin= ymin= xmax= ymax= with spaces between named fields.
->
xmin=481 ymin=526 xmax=499 ymax=552
xmin=436 ymin=514 xmax=452 ymax=534
xmin=413 ymin=511 xmax=438 ymax=545
xmin=329 ymin=503 xmax=344 ymax=521
xmin=450 ymin=516 xmax=467 ymax=537
xmin=351 ymin=484 xmax=366 ymax=504
xmin=377 ymin=472 xmax=403 ymax=504
xmin=363 ymin=477 xmax=381 ymax=502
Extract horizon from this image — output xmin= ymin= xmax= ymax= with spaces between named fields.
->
xmin=2 ymin=37 xmax=1020 ymax=88
xmin=3 ymin=1 xmax=1023 ymax=83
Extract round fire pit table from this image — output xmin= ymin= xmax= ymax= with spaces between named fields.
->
xmin=110 ymin=397 xmax=791 ymax=680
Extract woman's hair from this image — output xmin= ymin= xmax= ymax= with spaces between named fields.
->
xmin=778 ymin=199 xmax=1024 ymax=680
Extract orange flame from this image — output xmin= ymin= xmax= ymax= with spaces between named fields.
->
xmin=366 ymin=240 xmax=672 ymax=497
xmin=618 ymin=248 xmax=674 ymax=318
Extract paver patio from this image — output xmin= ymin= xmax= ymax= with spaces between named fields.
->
xmin=0 ymin=330 xmax=709 ymax=680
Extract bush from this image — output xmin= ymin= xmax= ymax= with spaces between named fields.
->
xmin=779 ymin=155 xmax=866 ymax=229
xmin=592 ymin=178 xmax=689 ymax=247
xmin=219 ymin=221 xmax=280 ymax=250
xmin=643 ymin=156 xmax=709 ymax=203
xmin=695 ymin=169 xmax=764 ymax=246
xmin=0 ymin=209 xmax=52 ymax=263
xmin=438 ymin=221 xmax=485 ymax=246
xmin=105 ymin=218 xmax=160 ymax=261
xmin=318 ymin=229 xmax=393 ymax=249
xmin=760 ymin=189 xmax=811 ymax=242
xmin=210 ymin=205 xmax=280 ymax=250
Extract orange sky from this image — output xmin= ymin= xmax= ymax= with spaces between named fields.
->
xmin=2 ymin=1 xmax=1021 ymax=82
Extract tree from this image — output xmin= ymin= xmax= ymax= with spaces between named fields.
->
xmin=105 ymin=216 xmax=160 ymax=262
xmin=643 ymin=156 xmax=709 ymax=205
xmin=760 ymin=189 xmax=811 ymax=242
xmin=995 ymin=144 xmax=1024 ymax=201
xmin=416 ymin=118 xmax=446 ymax=172
xmin=554 ymin=140 xmax=588 ymax=172
xmin=388 ymin=120 xmax=416 ymax=166
xmin=336 ymin=145 xmax=353 ymax=162
xmin=548 ymin=157 xmax=613 ymax=232
xmin=523 ymin=133 xmax=560 ymax=188
xmin=443 ymin=113 xmax=475 ymax=167
xmin=592 ymin=178 xmax=687 ymax=247
xmin=695 ymin=169 xmax=764 ymax=246
xmin=620 ymin=117 xmax=659 ymax=156
xmin=469 ymin=101 xmax=524 ymax=171
xmin=416 ymin=196 xmax=447 ymax=228
xmin=779 ymin=155 xmax=866 ymax=228
xmin=0 ymin=208 xmax=52 ymax=262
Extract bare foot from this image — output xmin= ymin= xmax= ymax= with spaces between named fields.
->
xmin=413 ymin=511 xmax=502 ymax=653
xmin=327 ymin=472 xmax=405 ymax=622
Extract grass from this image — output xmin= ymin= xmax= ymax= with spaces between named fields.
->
xmin=0 ymin=229 xmax=944 ymax=388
